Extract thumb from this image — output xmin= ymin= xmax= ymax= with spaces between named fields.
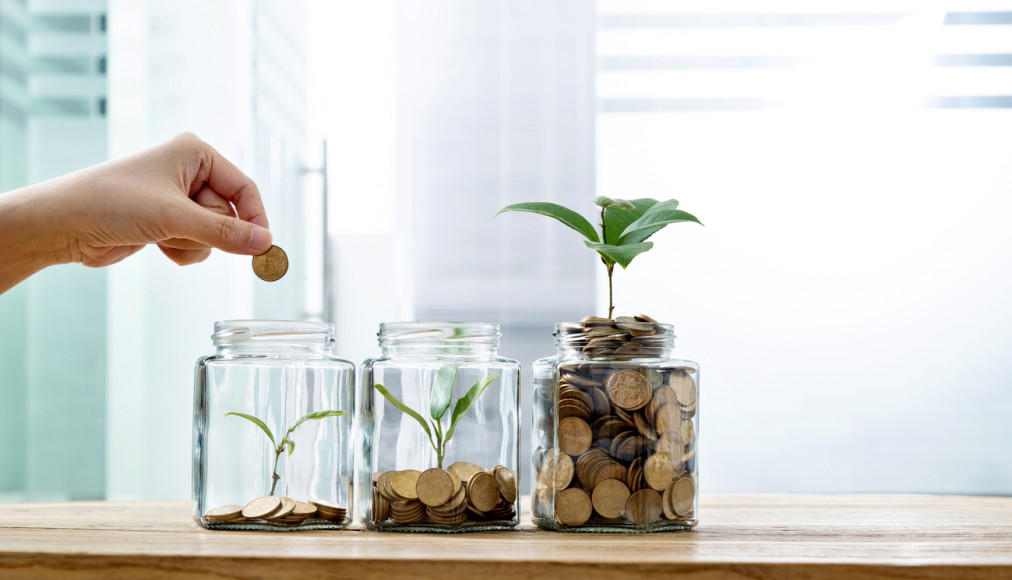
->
xmin=174 ymin=203 xmax=273 ymax=255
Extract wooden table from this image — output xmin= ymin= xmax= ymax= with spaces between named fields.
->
xmin=2 ymin=494 xmax=1010 ymax=579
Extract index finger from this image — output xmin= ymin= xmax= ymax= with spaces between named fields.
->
xmin=184 ymin=136 xmax=270 ymax=229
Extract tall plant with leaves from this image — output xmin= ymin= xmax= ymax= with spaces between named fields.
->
xmin=497 ymin=197 xmax=701 ymax=318
xmin=226 ymin=409 xmax=346 ymax=496
xmin=374 ymin=366 xmax=498 ymax=469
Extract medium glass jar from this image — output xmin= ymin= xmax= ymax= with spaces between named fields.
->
xmin=531 ymin=318 xmax=699 ymax=532
xmin=192 ymin=320 xmax=355 ymax=530
xmin=358 ymin=322 xmax=521 ymax=532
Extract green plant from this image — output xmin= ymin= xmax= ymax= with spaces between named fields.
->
xmin=226 ymin=409 xmax=346 ymax=496
xmin=496 ymin=197 xmax=702 ymax=318
xmin=374 ymin=365 xmax=498 ymax=469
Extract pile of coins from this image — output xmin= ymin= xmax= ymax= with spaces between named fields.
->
xmin=203 ymin=496 xmax=346 ymax=527
xmin=371 ymin=463 xmax=517 ymax=528
xmin=533 ymin=326 xmax=698 ymax=529
xmin=558 ymin=314 xmax=670 ymax=358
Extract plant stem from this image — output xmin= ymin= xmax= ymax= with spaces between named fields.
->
xmin=269 ymin=446 xmax=282 ymax=496
xmin=435 ymin=433 xmax=444 ymax=469
xmin=600 ymin=207 xmax=615 ymax=318
xmin=607 ymin=263 xmax=615 ymax=319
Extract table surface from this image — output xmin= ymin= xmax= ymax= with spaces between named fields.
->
xmin=2 ymin=494 xmax=1011 ymax=579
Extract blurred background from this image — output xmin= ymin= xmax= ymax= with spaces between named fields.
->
xmin=1 ymin=0 xmax=1010 ymax=501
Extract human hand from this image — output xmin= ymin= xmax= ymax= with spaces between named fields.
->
xmin=0 ymin=132 xmax=273 ymax=293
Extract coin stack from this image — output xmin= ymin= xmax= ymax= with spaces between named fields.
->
xmin=371 ymin=463 xmax=517 ymax=528
xmin=533 ymin=320 xmax=697 ymax=529
xmin=203 ymin=496 xmax=347 ymax=527
xmin=558 ymin=314 xmax=670 ymax=359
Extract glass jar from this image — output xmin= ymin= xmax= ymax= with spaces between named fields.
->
xmin=192 ymin=320 xmax=355 ymax=530
xmin=358 ymin=322 xmax=521 ymax=532
xmin=531 ymin=318 xmax=699 ymax=532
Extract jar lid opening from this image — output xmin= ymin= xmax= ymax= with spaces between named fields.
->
xmin=378 ymin=322 xmax=500 ymax=348
xmin=212 ymin=320 xmax=335 ymax=345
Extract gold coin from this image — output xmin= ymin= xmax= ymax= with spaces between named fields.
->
xmin=538 ymin=450 xmax=574 ymax=490
xmin=672 ymin=476 xmax=696 ymax=517
xmin=555 ymin=488 xmax=592 ymax=527
xmin=493 ymin=466 xmax=517 ymax=503
xmin=625 ymin=489 xmax=663 ymax=524
xmin=291 ymin=501 xmax=317 ymax=518
xmin=251 ymin=244 xmax=289 ymax=282
xmin=558 ymin=416 xmax=592 ymax=456
xmin=416 ymin=468 xmax=455 ymax=507
xmin=264 ymin=496 xmax=297 ymax=521
xmin=447 ymin=461 xmax=485 ymax=484
xmin=591 ymin=478 xmax=630 ymax=519
xmin=391 ymin=469 xmax=422 ymax=500
xmin=668 ymin=370 xmax=696 ymax=408
xmin=643 ymin=453 xmax=675 ymax=491
xmin=654 ymin=403 xmax=683 ymax=436
xmin=203 ymin=504 xmax=244 ymax=522
xmin=467 ymin=472 xmax=502 ymax=513
xmin=242 ymin=495 xmax=282 ymax=520
xmin=606 ymin=370 xmax=652 ymax=411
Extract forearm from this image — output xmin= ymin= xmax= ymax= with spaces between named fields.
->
xmin=0 ymin=182 xmax=74 ymax=294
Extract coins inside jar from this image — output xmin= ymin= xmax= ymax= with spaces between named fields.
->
xmin=371 ymin=465 xmax=518 ymax=528
xmin=205 ymin=495 xmax=346 ymax=527
xmin=533 ymin=319 xmax=698 ymax=529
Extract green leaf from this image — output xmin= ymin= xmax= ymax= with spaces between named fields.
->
xmin=497 ymin=202 xmax=600 ymax=243
xmin=374 ymin=383 xmax=433 ymax=442
xmin=445 ymin=375 xmax=498 ymax=443
xmin=429 ymin=365 xmax=457 ymax=421
xmin=603 ymin=198 xmax=659 ymax=244
xmin=593 ymin=196 xmax=634 ymax=210
xmin=283 ymin=438 xmax=295 ymax=456
xmin=225 ymin=412 xmax=276 ymax=447
xmin=584 ymin=240 xmax=654 ymax=269
xmin=286 ymin=410 xmax=347 ymax=437
xmin=619 ymin=199 xmax=702 ymax=244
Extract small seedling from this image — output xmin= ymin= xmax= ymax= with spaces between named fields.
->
xmin=374 ymin=365 xmax=498 ymax=469
xmin=226 ymin=409 xmax=346 ymax=496
xmin=497 ymin=197 xmax=701 ymax=318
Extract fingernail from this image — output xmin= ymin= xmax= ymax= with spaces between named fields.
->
xmin=249 ymin=227 xmax=272 ymax=252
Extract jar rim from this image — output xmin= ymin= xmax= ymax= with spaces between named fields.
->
xmin=212 ymin=320 xmax=335 ymax=344
xmin=378 ymin=321 xmax=500 ymax=346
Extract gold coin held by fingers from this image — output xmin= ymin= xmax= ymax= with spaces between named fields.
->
xmin=252 ymin=245 xmax=288 ymax=281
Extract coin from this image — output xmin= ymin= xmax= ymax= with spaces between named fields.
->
xmin=672 ymin=476 xmax=696 ymax=517
xmin=558 ymin=416 xmax=592 ymax=456
xmin=538 ymin=450 xmax=574 ymax=490
xmin=669 ymin=371 xmax=696 ymax=408
xmin=291 ymin=501 xmax=318 ymax=518
xmin=493 ymin=466 xmax=517 ymax=503
xmin=606 ymin=370 xmax=652 ymax=411
xmin=625 ymin=489 xmax=663 ymax=524
xmin=251 ymin=244 xmax=288 ymax=282
xmin=555 ymin=488 xmax=593 ymax=526
xmin=242 ymin=495 xmax=282 ymax=520
xmin=391 ymin=469 xmax=422 ymax=500
xmin=264 ymin=496 xmax=297 ymax=521
xmin=203 ymin=504 xmax=244 ymax=522
xmin=447 ymin=461 xmax=485 ymax=484
xmin=643 ymin=453 xmax=675 ymax=491
xmin=467 ymin=472 xmax=502 ymax=513
xmin=416 ymin=468 xmax=454 ymax=507
xmin=591 ymin=478 xmax=631 ymax=519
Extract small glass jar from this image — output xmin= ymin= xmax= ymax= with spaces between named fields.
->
xmin=531 ymin=319 xmax=699 ymax=532
xmin=192 ymin=320 xmax=355 ymax=530
xmin=358 ymin=322 xmax=521 ymax=532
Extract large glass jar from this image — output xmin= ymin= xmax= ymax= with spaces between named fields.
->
xmin=358 ymin=322 xmax=521 ymax=532
xmin=192 ymin=320 xmax=355 ymax=530
xmin=531 ymin=317 xmax=699 ymax=532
